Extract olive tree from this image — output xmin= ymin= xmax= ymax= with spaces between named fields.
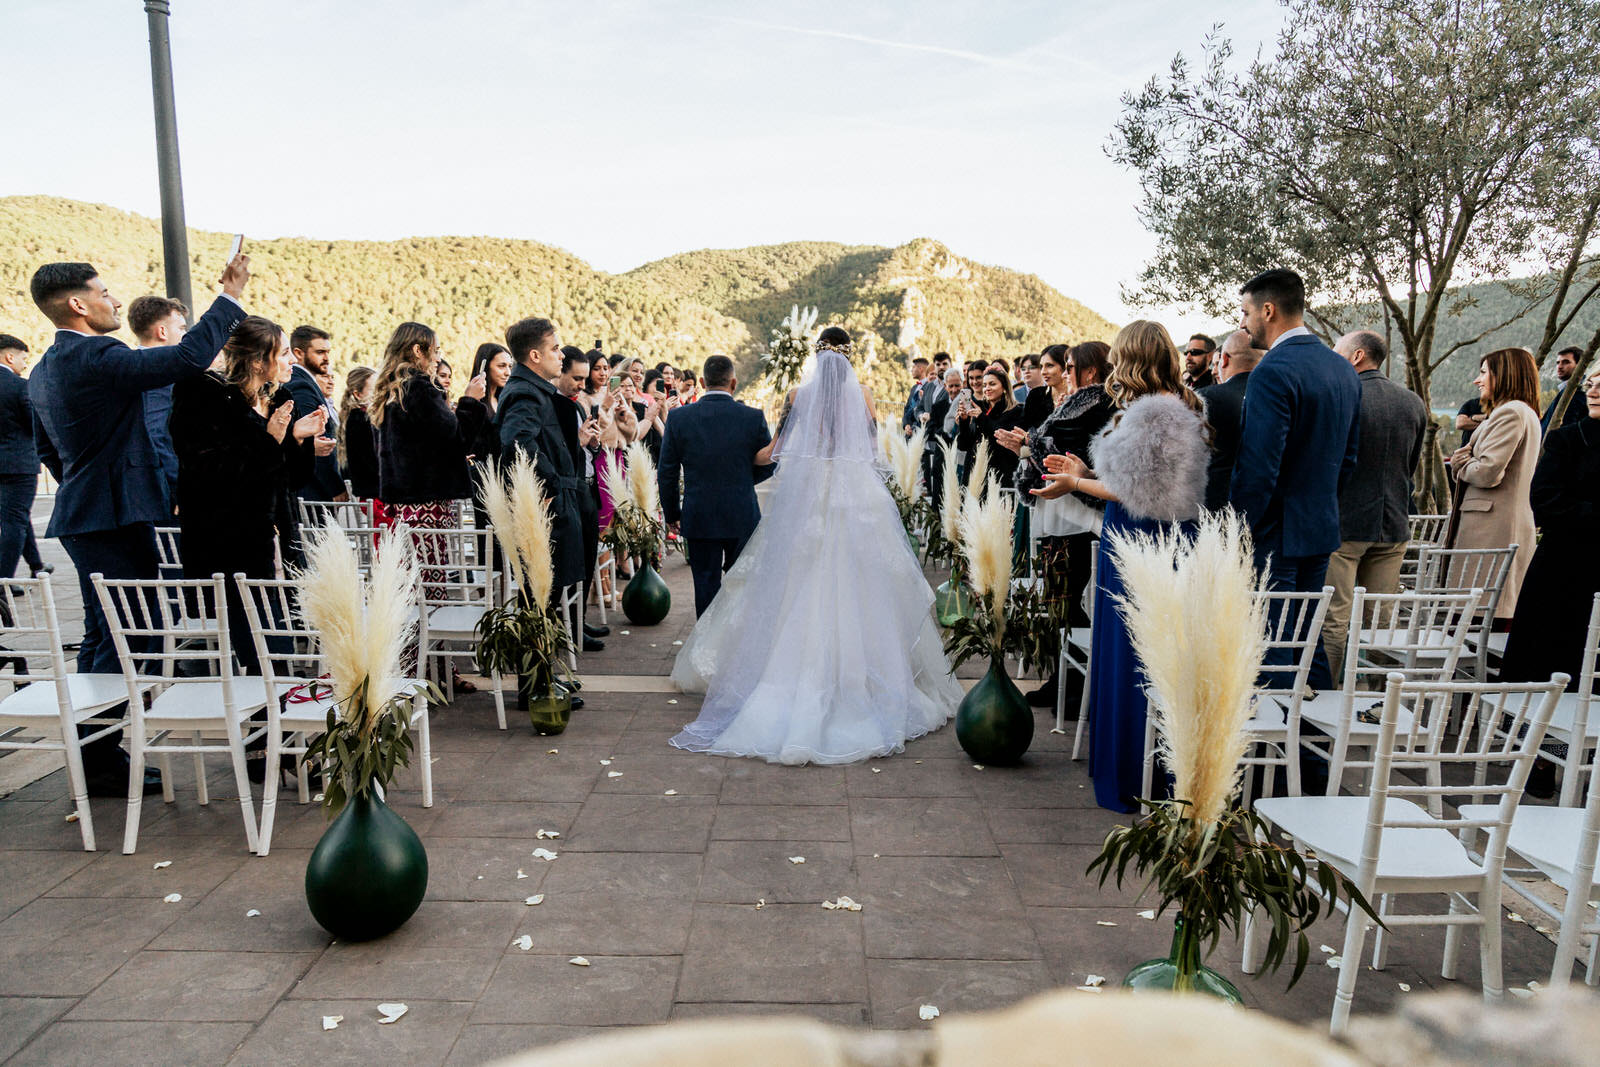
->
xmin=1112 ymin=0 xmax=1600 ymax=505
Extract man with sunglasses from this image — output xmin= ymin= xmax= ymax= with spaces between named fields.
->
xmin=1183 ymin=334 xmax=1218 ymax=390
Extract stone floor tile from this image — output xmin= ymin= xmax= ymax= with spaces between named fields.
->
xmin=291 ymin=902 xmax=521 ymax=1001
xmin=0 ymin=997 xmax=73 ymax=1061
xmin=697 ymin=841 xmax=859 ymax=904
xmin=563 ymin=793 xmax=716 ymax=853
xmin=44 ymin=837 xmax=250 ymax=900
xmin=0 ymin=897 xmax=188 ymax=996
xmin=1000 ymin=842 xmax=1112 ymax=907
xmin=984 ymin=804 xmax=1120 ymax=845
xmin=228 ymin=998 xmax=471 ymax=1067
xmin=709 ymin=803 xmax=851 ymax=842
xmin=67 ymin=949 xmax=314 ymax=1021
xmin=422 ymin=838 xmax=556 ymax=902
xmin=471 ymin=954 xmax=679 ymax=1025
xmin=844 ymin=756 xmax=977 ymax=797
xmin=514 ymin=890 xmax=696 ymax=955
xmin=454 ymin=749 xmax=602 ymax=803
xmin=537 ymin=850 xmax=703 ymax=898
xmin=719 ymin=763 xmax=848 ymax=806
xmin=866 ymin=957 xmax=1054 ymax=1028
xmin=1026 ymin=906 xmax=1184 ymax=988
xmin=588 ymin=749 xmax=727 ymax=796
xmin=0 ymin=850 xmax=96 ymax=921
xmin=677 ymin=903 xmax=865 ymax=1004
xmin=146 ymin=849 xmax=330 ymax=953
xmin=858 ymin=857 xmax=1041 ymax=962
xmin=5 ymin=1020 xmax=251 ymax=1067
xmin=668 ymin=1002 xmax=872 ymax=1026
xmin=425 ymin=801 xmax=583 ymax=841
xmin=444 ymin=1024 xmax=619 ymax=1066
xmin=848 ymin=797 xmax=998 ymax=857
xmin=0 ymin=795 xmax=130 ymax=851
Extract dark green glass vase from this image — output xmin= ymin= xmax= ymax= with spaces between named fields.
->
xmin=305 ymin=789 xmax=428 ymax=941
xmin=935 ymin=578 xmax=973 ymax=627
xmin=621 ymin=563 xmax=671 ymax=625
xmin=955 ymin=656 xmax=1034 ymax=765
xmin=1124 ymin=916 xmax=1243 ymax=1003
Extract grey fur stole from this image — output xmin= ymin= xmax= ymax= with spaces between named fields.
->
xmin=1089 ymin=393 xmax=1208 ymax=522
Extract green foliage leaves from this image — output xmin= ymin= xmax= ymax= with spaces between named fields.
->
xmin=302 ymin=678 xmax=442 ymax=816
xmin=474 ymin=600 xmax=574 ymax=686
xmin=601 ymin=502 xmax=662 ymax=566
xmin=1087 ymin=799 xmax=1380 ymax=988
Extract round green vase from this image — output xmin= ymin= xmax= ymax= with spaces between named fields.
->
xmin=1123 ymin=916 xmax=1243 ymax=1003
xmin=305 ymin=789 xmax=428 ymax=941
xmin=621 ymin=563 xmax=671 ymax=625
xmin=955 ymin=657 xmax=1034 ymax=765
xmin=935 ymin=578 xmax=974 ymax=628
xmin=528 ymin=689 xmax=572 ymax=736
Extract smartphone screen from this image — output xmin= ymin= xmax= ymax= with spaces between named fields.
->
xmin=609 ymin=374 xmax=624 ymax=390
xmin=228 ymin=234 xmax=244 ymax=260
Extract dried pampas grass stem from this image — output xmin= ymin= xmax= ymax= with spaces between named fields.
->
xmin=939 ymin=441 xmax=963 ymax=548
xmin=623 ymin=441 xmax=660 ymax=517
xmin=1107 ymin=510 xmax=1266 ymax=830
xmin=958 ymin=488 xmax=1015 ymax=625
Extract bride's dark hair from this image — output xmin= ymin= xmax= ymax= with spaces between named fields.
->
xmin=816 ymin=325 xmax=851 ymax=348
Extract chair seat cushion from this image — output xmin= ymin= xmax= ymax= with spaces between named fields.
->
xmin=424 ymin=604 xmax=488 ymax=637
xmin=1257 ymin=794 xmax=1486 ymax=883
xmin=1297 ymin=690 xmax=1416 ymax=736
xmin=145 ymin=677 xmax=273 ymax=725
xmin=0 ymin=673 xmax=136 ymax=723
xmin=1484 ymin=692 xmax=1599 ymax=744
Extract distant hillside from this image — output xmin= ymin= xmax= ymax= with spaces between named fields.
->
xmin=0 ymin=197 xmax=1119 ymax=394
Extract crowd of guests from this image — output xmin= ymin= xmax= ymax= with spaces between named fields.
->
xmin=5 ymin=254 xmax=1597 ymax=811
xmin=901 ymin=268 xmax=1600 ymax=813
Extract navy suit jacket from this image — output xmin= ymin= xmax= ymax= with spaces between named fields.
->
xmin=657 ymin=393 xmax=774 ymax=541
xmin=1198 ymin=371 xmax=1250 ymax=513
xmin=1228 ymin=333 xmax=1361 ymax=559
xmin=286 ymin=364 xmax=344 ymax=499
xmin=142 ymin=382 xmax=178 ymax=511
xmin=0 ymin=367 xmax=39 ymax=476
xmin=31 ymin=296 xmax=246 ymax=537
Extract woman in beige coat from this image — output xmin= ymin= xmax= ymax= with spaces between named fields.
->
xmin=1447 ymin=347 xmax=1541 ymax=620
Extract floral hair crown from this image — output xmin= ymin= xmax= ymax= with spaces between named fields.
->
xmin=814 ymin=339 xmax=853 ymax=356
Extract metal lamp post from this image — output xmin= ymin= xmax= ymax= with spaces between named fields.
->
xmin=144 ymin=0 xmax=194 ymax=312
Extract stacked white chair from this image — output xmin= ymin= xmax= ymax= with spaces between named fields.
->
xmin=1407 ymin=544 xmax=1517 ymax=682
xmin=296 ymin=497 xmax=375 ymax=532
xmin=151 ymin=526 xmax=221 ymax=642
xmin=1398 ymin=513 xmax=1450 ymax=589
xmin=1142 ymin=587 xmax=1333 ymax=802
xmin=410 ymin=526 xmax=506 ymax=729
xmin=1249 ymin=671 xmax=1565 ymax=1034
xmin=1302 ymin=587 xmax=1480 ymax=793
xmin=235 ymin=574 xmax=433 ymax=856
xmin=94 ymin=573 xmax=270 ymax=854
xmin=0 ymin=577 xmax=144 ymax=850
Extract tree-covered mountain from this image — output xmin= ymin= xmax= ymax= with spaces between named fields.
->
xmin=0 ymin=197 xmax=1118 ymax=393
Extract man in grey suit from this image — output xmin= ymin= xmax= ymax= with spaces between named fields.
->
xmin=1322 ymin=329 xmax=1428 ymax=675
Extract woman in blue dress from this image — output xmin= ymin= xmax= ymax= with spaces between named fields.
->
xmin=1030 ymin=321 xmax=1210 ymax=812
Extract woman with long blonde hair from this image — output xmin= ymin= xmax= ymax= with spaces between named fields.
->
xmin=1032 ymin=320 xmax=1211 ymax=812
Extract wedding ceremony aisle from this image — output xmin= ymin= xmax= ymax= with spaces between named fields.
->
xmin=0 ymin=534 xmax=1564 ymax=1065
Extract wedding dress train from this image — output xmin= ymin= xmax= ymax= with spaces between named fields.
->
xmin=669 ymin=350 xmax=962 ymax=765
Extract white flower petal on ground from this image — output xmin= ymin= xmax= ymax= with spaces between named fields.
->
xmin=536 ymin=829 xmax=561 ymax=839
xmin=516 ymin=869 xmax=528 ymax=879
xmin=568 ymin=956 xmax=591 ymax=967
xmin=1137 ymin=909 xmax=1156 ymax=920
xmin=1095 ymin=921 xmax=1117 ymax=927
xmin=1507 ymin=912 xmax=1524 ymax=923
xmin=673 ymin=641 xmax=683 ymax=646
xmin=667 ymin=698 xmax=679 ymax=704
xmin=1326 ymin=956 xmax=1343 ymax=969
xmin=1319 ymin=944 xmax=1336 ymax=954
xmin=313 ymin=793 xmax=324 ymax=802
xmin=821 ymin=896 xmax=862 ymax=912
xmin=525 ymin=895 xmax=545 ymax=906
xmin=599 ymin=760 xmax=612 ymax=766
xmin=1084 ymin=974 xmax=1106 ymax=987
xmin=65 ymin=812 xmax=78 ymax=822
xmin=246 ymin=909 xmax=261 ymax=917
xmin=1050 ymin=728 xmax=1066 ymax=735
xmin=1398 ymin=982 xmax=1411 ymax=992
xmin=871 ymin=768 xmax=882 ymax=774
xmin=163 ymin=893 xmax=182 ymax=903
xmin=531 ymin=848 xmax=558 ymax=861
xmin=376 ymin=1003 xmax=407 ymax=1024
xmin=972 ymin=764 xmax=985 ymax=771
xmin=547 ymin=749 xmax=558 ymax=755
xmin=788 ymin=856 xmax=805 ymax=864
xmin=607 ymin=771 xmax=623 ymax=778
xmin=755 ymin=899 xmax=766 ymax=909
xmin=918 ymin=1005 xmax=941 ymax=1021
xmin=664 ymin=790 xmax=678 ymax=796
xmin=512 ymin=935 xmax=533 ymax=951
xmin=322 ymin=1015 xmax=343 ymax=1031
xmin=152 ymin=861 xmax=172 ymax=870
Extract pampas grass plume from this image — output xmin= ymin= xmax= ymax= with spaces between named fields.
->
xmin=892 ymin=427 xmax=926 ymax=503
xmin=1107 ymin=509 xmax=1266 ymax=830
xmin=939 ymin=441 xmax=963 ymax=547
xmin=623 ymin=441 xmax=660 ymax=517
xmin=500 ymin=448 xmax=556 ymax=606
xmin=479 ymin=464 xmax=524 ymax=590
xmin=362 ymin=526 xmax=418 ymax=733
xmin=959 ymin=488 xmax=1015 ymax=622
xmin=967 ymin=439 xmax=991 ymax=502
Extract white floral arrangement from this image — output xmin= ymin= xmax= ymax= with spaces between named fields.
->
xmin=763 ymin=304 xmax=820 ymax=390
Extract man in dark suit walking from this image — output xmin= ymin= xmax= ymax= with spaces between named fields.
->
xmin=29 ymin=257 xmax=249 ymax=793
xmin=1229 ymin=268 xmax=1361 ymax=690
xmin=498 ymin=317 xmax=588 ymax=707
xmin=1197 ymin=330 xmax=1264 ymax=511
xmin=658 ymin=355 xmax=775 ymax=617
xmin=285 ymin=325 xmax=343 ymax=501
xmin=0 ymin=335 xmax=40 ymax=587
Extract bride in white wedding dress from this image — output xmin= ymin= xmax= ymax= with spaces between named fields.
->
xmin=669 ymin=328 xmax=963 ymax=765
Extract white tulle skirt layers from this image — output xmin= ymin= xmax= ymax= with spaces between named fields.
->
xmin=670 ymin=454 xmax=962 ymax=765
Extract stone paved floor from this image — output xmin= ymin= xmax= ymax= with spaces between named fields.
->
xmin=0 ymin=538 xmax=1576 ymax=1065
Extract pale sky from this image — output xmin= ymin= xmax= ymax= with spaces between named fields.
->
xmin=3 ymin=0 xmax=1286 ymax=328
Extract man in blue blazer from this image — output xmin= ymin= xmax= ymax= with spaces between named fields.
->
xmin=658 ymin=355 xmax=775 ymax=616
xmin=285 ymin=325 xmax=343 ymax=501
xmin=29 ymin=258 xmax=249 ymax=793
xmin=1229 ymin=268 xmax=1361 ymax=691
